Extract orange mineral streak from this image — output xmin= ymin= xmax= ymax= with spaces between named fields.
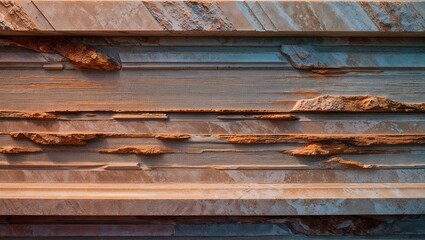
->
xmin=0 ymin=146 xmax=42 ymax=154
xmin=255 ymin=114 xmax=299 ymax=121
xmin=0 ymin=111 xmax=58 ymax=120
xmin=216 ymin=134 xmax=425 ymax=146
xmin=290 ymin=143 xmax=361 ymax=156
xmin=154 ymin=134 xmax=191 ymax=140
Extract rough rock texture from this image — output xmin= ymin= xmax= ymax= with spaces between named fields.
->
xmin=320 ymin=157 xmax=376 ymax=169
xmin=5 ymin=37 xmax=121 ymax=70
xmin=1 ymin=19 xmax=425 ymax=237
xmin=0 ymin=111 xmax=57 ymax=120
xmin=10 ymin=133 xmax=98 ymax=145
xmin=290 ymin=143 xmax=370 ymax=156
xmin=0 ymin=1 xmax=424 ymax=35
xmin=0 ymin=146 xmax=42 ymax=154
xmin=291 ymin=95 xmax=425 ymax=112
xmin=0 ymin=1 xmax=37 ymax=31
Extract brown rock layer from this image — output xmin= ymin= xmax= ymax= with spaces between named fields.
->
xmin=291 ymin=95 xmax=425 ymax=112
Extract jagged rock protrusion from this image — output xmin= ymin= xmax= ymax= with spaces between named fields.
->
xmin=4 ymin=37 xmax=122 ymax=71
xmin=10 ymin=133 xmax=98 ymax=145
xmin=0 ymin=146 xmax=42 ymax=154
xmin=99 ymin=146 xmax=172 ymax=155
xmin=320 ymin=157 xmax=376 ymax=169
xmin=291 ymin=96 xmax=425 ymax=112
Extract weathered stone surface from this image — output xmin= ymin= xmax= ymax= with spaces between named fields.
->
xmin=4 ymin=37 xmax=122 ymax=70
xmin=0 ymin=216 xmax=424 ymax=237
xmin=0 ymin=21 xmax=424 ymax=238
xmin=0 ymin=183 xmax=424 ymax=215
xmin=0 ymin=0 xmax=424 ymax=35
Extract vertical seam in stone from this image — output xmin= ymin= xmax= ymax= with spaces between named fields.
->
xmin=31 ymin=0 xmax=55 ymax=30
xmin=256 ymin=2 xmax=278 ymax=31
xmin=238 ymin=1 xmax=266 ymax=31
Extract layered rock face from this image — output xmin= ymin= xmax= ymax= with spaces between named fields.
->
xmin=0 ymin=0 xmax=424 ymax=238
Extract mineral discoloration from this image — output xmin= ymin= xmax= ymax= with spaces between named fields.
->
xmin=10 ymin=133 xmax=98 ymax=145
xmin=5 ymin=37 xmax=121 ymax=70
xmin=154 ymin=134 xmax=191 ymax=140
xmin=217 ymin=134 xmax=425 ymax=146
xmin=0 ymin=146 xmax=42 ymax=154
xmin=320 ymin=157 xmax=376 ymax=169
xmin=291 ymin=96 xmax=425 ymax=112
xmin=0 ymin=1 xmax=37 ymax=31
xmin=99 ymin=146 xmax=172 ymax=155
xmin=255 ymin=114 xmax=299 ymax=121
xmin=0 ymin=111 xmax=58 ymax=120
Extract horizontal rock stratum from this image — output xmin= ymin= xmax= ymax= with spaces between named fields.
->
xmin=0 ymin=0 xmax=424 ymax=35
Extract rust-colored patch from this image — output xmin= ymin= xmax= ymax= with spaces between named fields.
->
xmin=320 ymin=157 xmax=376 ymax=169
xmin=217 ymin=134 xmax=425 ymax=146
xmin=155 ymin=134 xmax=191 ymax=140
xmin=0 ymin=111 xmax=58 ymax=120
xmin=10 ymin=133 xmax=98 ymax=145
xmin=5 ymin=37 xmax=121 ymax=70
xmin=255 ymin=114 xmax=299 ymax=121
xmin=99 ymin=146 xmax=172 ymax=155
xmin=0 ymin=2 xmax=37 ymax=31
xmin=0 ymin=146 xmax=42 ymax=154
xmin=291 ymin=95 xmax=425 ymax=112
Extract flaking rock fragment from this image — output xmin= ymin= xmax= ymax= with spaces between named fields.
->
xmin=4 ymin=37 xmax=122 ymax=70
xmin=291 ymin=95 xmax=425 ymax=112
xmin=0 ymin=146 xmax=42 ymax=154
xmin=0 ymin=111 xmax=58 ymax=120
xmin=10 ymin=133 xmax=98 ymax=145
xmin=155 ymin=134 xmax=191 ymax=140
xmin=320 ymin=157 xmax=376 ymax=169
xmin=290 ymin=143 xmax=360 ymax=156
xmin=42 ymin=38 xmax=122 ymax=70
xmin=99 ymin=146 xmax=172 ymax=155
